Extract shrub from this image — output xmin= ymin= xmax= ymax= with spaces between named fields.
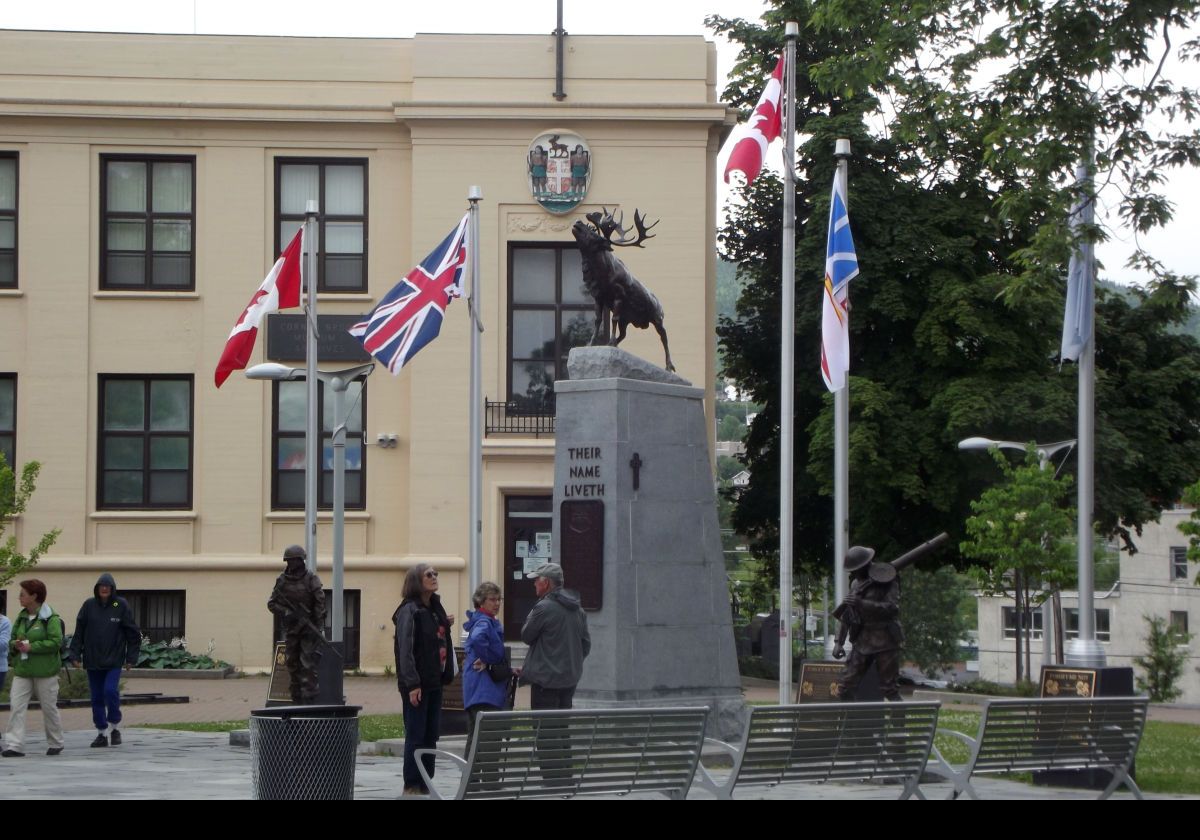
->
xmin=135 ymin=637 xmax=231 ymax=671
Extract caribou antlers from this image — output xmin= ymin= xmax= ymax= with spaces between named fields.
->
xmin=585 ymin=207 xmax=659 ymax=248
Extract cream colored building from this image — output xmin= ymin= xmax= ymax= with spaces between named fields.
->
xmin=0 ymin=29 xmax=729 ymax=672
xmin=976 ymin=508 xmax=1200 ymax=702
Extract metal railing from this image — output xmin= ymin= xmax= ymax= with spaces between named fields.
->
xmin=485 ymin=399 xmax=555 ymax=438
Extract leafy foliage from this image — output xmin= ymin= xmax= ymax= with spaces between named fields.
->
xmin=901 ymin=566 xmax=972 ymax=677
xmin=961 ymin=447 xmax=1077 ymax=599
xmin=709 ymin=2 xmax=1200 ymax=598
xmin=135 ymin=637 xmax=231 ymax=671
xmin=0 ymin=453 xmax=61 ymax=589
xmin=1134 ymin=614 xmax=1192 ymax=702
xmin=1179 ymin=478 xmax=1200 ymax=583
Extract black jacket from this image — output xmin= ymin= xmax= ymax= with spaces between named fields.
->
xmin=68 ymin=573 xmax=141 ymax=670
xmin=392 ymin=594 xmax=453 ymax=693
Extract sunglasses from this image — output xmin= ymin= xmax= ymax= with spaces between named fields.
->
xmin=424 ymin=570 xmax=439 ymax=579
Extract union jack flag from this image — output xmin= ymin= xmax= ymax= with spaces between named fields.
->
xmin=348 ymin=214 xmax=469 ymax=374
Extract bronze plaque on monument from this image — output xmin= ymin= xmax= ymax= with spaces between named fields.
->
xmin=797 ymin=661 xmax=845 ymax=702
xmin=560 ymin=500 xmax=603 ymax=610
xmin=1040 ymin=666 xmax=1098 ymax=698
xmin=267 ymin=642 xmax=292 ymax=704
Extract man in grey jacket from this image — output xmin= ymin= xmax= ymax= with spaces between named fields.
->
xmin=521 ymin=563 xmax=590 ymax=709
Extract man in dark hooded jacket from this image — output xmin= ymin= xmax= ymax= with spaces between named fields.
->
xmin=267 ymin=545 xmax=326 ymax=704
xmin=68 ymin=573 xmax=141 ymax=748
xmin=521 ymin=563 xmax=590 ymax=709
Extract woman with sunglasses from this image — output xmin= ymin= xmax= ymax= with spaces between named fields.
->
xmin=392 ymin=563 xmax=454 ymax=796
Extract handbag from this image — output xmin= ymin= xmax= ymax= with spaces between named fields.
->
xmin=487 ymin=646 xmax=514 ymax=683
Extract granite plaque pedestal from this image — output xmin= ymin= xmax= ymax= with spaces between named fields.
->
xmin=552 ymin=347 xmax=745 ymax=739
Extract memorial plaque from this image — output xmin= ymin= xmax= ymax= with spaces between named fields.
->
xmin=560 ymin=499 xmax=603 ymax=610
xmin=1040 ymin=666 xmax=1098 ymax=698
xmin=266 ymin=643 xmax=292 ymax=705
xmin=267 ymin=313 xmax=371 ymax=363
xmin=797 ymin=661 xmax=845 ymax=702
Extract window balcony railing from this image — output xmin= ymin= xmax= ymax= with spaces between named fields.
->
xmin=485 ymin=398 xmax=555 ymax=438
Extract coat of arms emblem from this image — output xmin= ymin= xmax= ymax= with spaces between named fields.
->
xmin=528 ymin=131 xmax=591 ymax=214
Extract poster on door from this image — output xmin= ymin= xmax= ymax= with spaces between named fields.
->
xmin=522 ymin=531 xmax=552 ymax=573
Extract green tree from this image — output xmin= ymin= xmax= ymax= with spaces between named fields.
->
xmin=901 ymin=566 xmax=972 ymax=678
xmin=1134 ymin=615 xmax=1192 ymax=702
xmin=710 ymin=2 xmax=1200 ymax=604
xmin=0 ymin=453 xmax=61 ymax=587
xmin=960 ymin=447 xmax=1076 ymax=682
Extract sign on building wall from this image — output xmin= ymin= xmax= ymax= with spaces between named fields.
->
xmin=528 ymin=130 xmax=591 ymax=214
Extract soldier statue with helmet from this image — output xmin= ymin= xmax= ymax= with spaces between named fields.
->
xmin=267 ymin=544 xmax=327 ymax=704
xmin=832 ymin=545 xmax=904 ymax=701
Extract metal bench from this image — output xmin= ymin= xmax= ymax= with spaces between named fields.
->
xmin=416 ymin=706 xmax=709 ymax=799
xmin=926 ymin=696 xmax=1148 ymax=800
xmin=695 ymin=701 xmax=941 ymax=799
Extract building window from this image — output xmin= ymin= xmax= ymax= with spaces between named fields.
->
xmin=275 ymin=159 xmax=367 ymax=292
xmin=0 ymin=153 xmax=16 ymax=287
xmin=100 ymin=156 xmax=195 ymax=289
xmin=98 ymin=376 xmax=193 ymax=509
xmin=123 ymin=590 xmax=186 ymax=645
xmin=0 ymin=374 xmax=14 ymax=468
xmin=272 ymin=378 xmax=366 ymax=510
xmin=1171 ymin=546 xmax=1190 ymax=581
xmin=508 ymin=243 xmax=592 ymax=413
xmin=1063 ymin=607 xmax=1111 ymax=643
xmin=1001 ymin=607 xmax=1044 ymax=641
xmin=1169 ymin=610 xmax=1190 ymax=643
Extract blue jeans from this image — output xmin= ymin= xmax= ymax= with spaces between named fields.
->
xmin=87 ymin=668 xmax=123 ymax=731
xmin=402 ymin=687 xmax=442 ymax=790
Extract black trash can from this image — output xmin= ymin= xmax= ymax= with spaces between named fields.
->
xmin=250 ymin=705 xmax=362 ymax=800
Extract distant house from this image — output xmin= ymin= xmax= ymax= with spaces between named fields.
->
xmin=731 ymin=470 xmax=751 ymax=488
xmin=975 ymin=506 xmax=1199 ymax=701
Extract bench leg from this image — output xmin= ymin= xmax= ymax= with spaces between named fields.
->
xmin=900 ymin=777 xmax=926 ymax=800
xmin=1099 ymin=766 xmax=1144 ymax=801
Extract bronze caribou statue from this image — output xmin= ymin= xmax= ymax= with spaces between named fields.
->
xmin=571 ymin=208 xmax=675 ymax=372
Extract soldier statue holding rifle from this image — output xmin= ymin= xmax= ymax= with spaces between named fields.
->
xmin=268 ymin=544 xmax=327 ymax=704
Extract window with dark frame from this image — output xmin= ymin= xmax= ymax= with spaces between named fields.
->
xmin=275 ymin=159 xmax=367 ymax=292
xmin=1063 ymin=607 xmax=1111 ymax=642
xmin=0 ymin=374 xmax=14 ymax=469
xmin=1001 ymin=606 xmax=1044 ymax=640
xmin=100 ymin=156 xmax=195 ymax=290
xmin=123 ymin=590 xmax=186 ymax=645
xmin=98 ymin=375 xmax=193 ymax=509
xmin=508 ymin=243 xmax=592 ymax=413
xmin=1170 ymin=546 xmax=1189 ymax=581
xmin=1169 ymin=610 xmax=1190 ymax=642
xmin=0 ymin=152 xmax=16 ymax=287
xmin=272 ymin=378 xmax=366 ymax=510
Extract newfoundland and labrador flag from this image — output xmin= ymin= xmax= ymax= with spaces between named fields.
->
xmin=820 ymin=174 xmax=859 ymax=392
xmin=348 ymin=214 xmax=470 ymax=374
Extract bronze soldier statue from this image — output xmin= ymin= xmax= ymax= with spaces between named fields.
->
xmin=833 ymin=545 xmax=904 ymax=701
xmin=268 ymin=545 xmax=327 ymax=704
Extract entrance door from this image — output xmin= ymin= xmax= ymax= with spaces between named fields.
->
xmin=503 ymin=495 xmax=552 ymax=641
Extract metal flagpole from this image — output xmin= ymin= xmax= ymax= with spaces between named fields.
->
xmin=778 ymin=20 xmax=799 ymax=704
xmin=1065 ymin=148 xmax=1105 ymax=667
xmin=833 ymin=140 xmax=851 ymax=617
xmin=304 ymin=200 xmax=319 ymax=574
xmin=468 ymin=187 xmax=484 ymax=595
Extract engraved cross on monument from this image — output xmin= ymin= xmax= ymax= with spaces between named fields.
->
xmin=552 ymin=346 xmax=745 ymax=739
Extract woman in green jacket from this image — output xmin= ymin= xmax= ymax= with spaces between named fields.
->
xmin=3 ymin=579 xmax=65 ymax=757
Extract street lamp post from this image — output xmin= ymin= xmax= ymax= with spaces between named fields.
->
xmin=958 ymin=436 xmax=1076 ymax=672
xmin=248 ymin=360 xmax=375 ymax=703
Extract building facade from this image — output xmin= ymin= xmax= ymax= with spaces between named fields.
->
xmin=0 ymin=29 xmax=729 ymax=671
xmin=976 ymin=507 xmax=1200 ymax=702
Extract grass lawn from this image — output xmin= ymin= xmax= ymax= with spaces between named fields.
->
xmin=139 ymin=714 xmax=406 ymax=743
xmin=934 ymin=710 xmax=1199 ymax=795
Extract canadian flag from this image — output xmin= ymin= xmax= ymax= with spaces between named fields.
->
xmin=214 ymin=229 xmax=304 ymax=388
xmin=723 ymin=53 xmax=785 ymax=185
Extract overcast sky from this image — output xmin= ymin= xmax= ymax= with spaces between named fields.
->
xmin=2 ymin=0 xmax=1197 ymax=288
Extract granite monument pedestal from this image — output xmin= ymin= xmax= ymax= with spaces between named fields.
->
xmin=552 ymin=346 xmax=745 ymax=739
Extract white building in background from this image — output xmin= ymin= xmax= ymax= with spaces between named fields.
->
xmin=976 ymin=506 xmax=1199 ymax=702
